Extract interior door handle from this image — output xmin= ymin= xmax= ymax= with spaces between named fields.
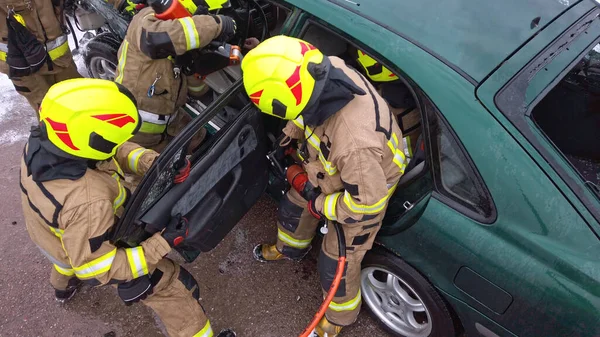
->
xmin=222 ymin=165 xmax=243 ymax=201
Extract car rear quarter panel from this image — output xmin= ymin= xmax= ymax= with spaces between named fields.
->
xmin=377 ymin=68 xmax=600 ymax=336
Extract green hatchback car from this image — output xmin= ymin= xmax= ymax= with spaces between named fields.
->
xmin=104 ymin=0 xmax=600 ymax=336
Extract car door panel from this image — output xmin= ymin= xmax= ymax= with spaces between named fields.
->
xmin=140 ymin=104 xmax=268 ymax=258
xmin=113 ymin=81 xmax=268 ymax=262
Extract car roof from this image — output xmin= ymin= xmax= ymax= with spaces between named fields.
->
xmin=292 ymin=0 xmax=585 ymax=82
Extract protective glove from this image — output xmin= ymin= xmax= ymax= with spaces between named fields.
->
xmin=174 ymin=158 xmax=191 ymax=184
xmin=193 ymin=4 xmax=208 ymax=15
xmin=117 ymin=275 xmax=152 ymax=306
xmin=162 ymin=214 xmax=189 ymax=247
xmin=307 ymin=194 xmax=323 ymax=220
xmin=213 ymin=15 xmax=236 ymax=42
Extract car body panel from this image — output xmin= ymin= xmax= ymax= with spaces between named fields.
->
xmin=287 ymin=0 xmax=581 ymax=82
xmin=477 ymin=2 xmax=600 ymax=229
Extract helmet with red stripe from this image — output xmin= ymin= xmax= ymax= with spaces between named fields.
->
xmin=241 ymin=35 xmax=330 ymax=120
xmin=39 ymin=78 xmax=140 ymax=160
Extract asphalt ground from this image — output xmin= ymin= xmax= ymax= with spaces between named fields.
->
xmin=0 ymin=73 xmax=389 ymax=337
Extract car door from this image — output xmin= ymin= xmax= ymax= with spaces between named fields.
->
xmin=112 ymin=81 xmax=269 ymax=262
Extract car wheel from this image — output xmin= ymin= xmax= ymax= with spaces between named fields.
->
xmin=83 ymin=32 xmax=121 ymax=81
xmin=361 ymin=249 xmax=457 ymax=337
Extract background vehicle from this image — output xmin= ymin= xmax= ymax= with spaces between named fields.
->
xmin=108 ymin=0 xmax=600 ymax=336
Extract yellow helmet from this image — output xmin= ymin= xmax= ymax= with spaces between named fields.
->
xmin=241 ymin=35 xmax=330 ymax=120
xmin=356 ymin=50 xmax=398 ymax=82
xmin=39 ymin=78 xmax=140 ymax=161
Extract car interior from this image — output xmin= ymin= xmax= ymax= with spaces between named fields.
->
xmin=531 ymin=44 xmax=600 ymax=188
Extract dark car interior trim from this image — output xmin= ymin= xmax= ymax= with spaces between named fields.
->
xmin=494 ymin=7 xmax=600 ymax=228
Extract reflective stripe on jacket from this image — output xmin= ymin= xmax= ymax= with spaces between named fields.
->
xmin=20 ymin=141 xmax=170 ymax=285
xmin=282 ymin=57 xmax=405 ymax=225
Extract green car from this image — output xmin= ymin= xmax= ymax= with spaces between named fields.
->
xmin=109 ymin=0 xmax=600 ymax=336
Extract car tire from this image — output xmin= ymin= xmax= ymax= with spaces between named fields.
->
xmin=361 ymin=249 xmax=457 ymax=337
xmin=83 ymin=32 xmax=121 ymax=81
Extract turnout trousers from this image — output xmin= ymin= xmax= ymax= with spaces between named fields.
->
xmin=29 ymin=220 xmax=213 ymax=337
xmin=275 ymin=189 xmax=382 ymax=326
xmin=4 ymin=52 xmax=81 ymax=116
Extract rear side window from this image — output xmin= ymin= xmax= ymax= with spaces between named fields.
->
xmin=427 ymin=100 xmax=495 ymax=222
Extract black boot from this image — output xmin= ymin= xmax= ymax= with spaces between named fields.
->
xmin=216 ymin=329 xmax=236 ymax=337
xmin=55 ymin=278 xmax=83 ymax=304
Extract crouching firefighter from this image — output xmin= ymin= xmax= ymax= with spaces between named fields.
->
xmin=0 ymin=0 xmax=80 ymax=115
xmin=20 ymin=78 xmax=235 ymax=337
xmin=114 ymin=0 xmax=237 ymax=152
xmin=244 ymin=36 xmax=406 ymax=336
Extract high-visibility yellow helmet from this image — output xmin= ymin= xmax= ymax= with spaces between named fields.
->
xmin=356 ymin=50 xmax=398 ymax=82
xmin=241 ymin=35 xmax=330 ymax=120
xmin=39 ymin=78 xmax=140 ymax=161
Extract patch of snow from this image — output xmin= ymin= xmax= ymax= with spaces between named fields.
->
xmin=0 ymin=73 xmax=36 ymax=147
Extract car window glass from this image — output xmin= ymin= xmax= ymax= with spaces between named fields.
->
xmin=431 ymin=109 xmax=494 ymax=220
xmin=530 ymin=42 xmax=600 ymax=195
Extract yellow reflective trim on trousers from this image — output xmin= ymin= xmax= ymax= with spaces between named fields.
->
xmin=115 ymin=40 xmax=129 ymax=83
xmin=127 ymin=148 xmax=148 ymax=174
xmin=54 ymin=264 xmax=75 ymax=277
xmin=192 ymin=320 xmax=214 ymax=337
xmin=48 ymin=40 xmax=69 ymax=60
xmin=329 ymin=289 xmax=362 ymax=312
xmin=323 ymin=192 xmax=342 ymax=221
xmin=73 ymin=248 xmax=117 ymax=278
xmin=0 ymin=51 xmax=6 ymax=61
xmin=125 ymin=247 xmax=149 ymax=278
xmin=277 ymin=228 xmax=312 ymax=249
xmin=49 ymin=226 xmax=64 ymax=239
xmin=139 ymin=121 xmax=167 ymax=134
xmin=179 ymin=17 xmax=200 ymax=50
xmin=343 ymin=184 xmax=397 ymax=215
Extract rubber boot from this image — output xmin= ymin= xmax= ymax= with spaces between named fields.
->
xmin=55 ymin=278 xmax=83 ymax=304
xmin=310 ymin=317 xmax=343 ymax=337
xmin=216 ymin=329 xmax=236 ymax=337
xmin=253 ymin=244 xmax=285 ymax=262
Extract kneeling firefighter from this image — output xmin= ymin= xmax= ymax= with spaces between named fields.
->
xmin=355 ymin=49 xmax=422 ymax=161
xmin=0 ymin=0 xmax=80 ymax=115
xmin=114 ymin=0 xmax=237 ymax=152
xmin=243 ymin=36 xmax=406 ymax=336
xmin=20 ymin=78 xmax=234 ymax=337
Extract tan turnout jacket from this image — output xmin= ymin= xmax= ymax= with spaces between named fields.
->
xmin=20 ymin=142 xmax=171 ymax=285
xmin=0 ymin=0 xmax=72 ymax=73
xmin=283 ymin=57 xmax=406 ymax=224
xmin=114 ymin=7 xmax=222 ymax=117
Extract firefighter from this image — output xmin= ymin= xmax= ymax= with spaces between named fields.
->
xmin=113 ymin=0 xmax=236 ymax=152
xmin=20 ymin=78 xmax=234 ymax=337
xmin=0 ymin=0 xmax=80 ymax=116
xmin=355 ymin=49 xmax=422 ymax=161
xmin=243 ymin=36 xmax=406 ymax=336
